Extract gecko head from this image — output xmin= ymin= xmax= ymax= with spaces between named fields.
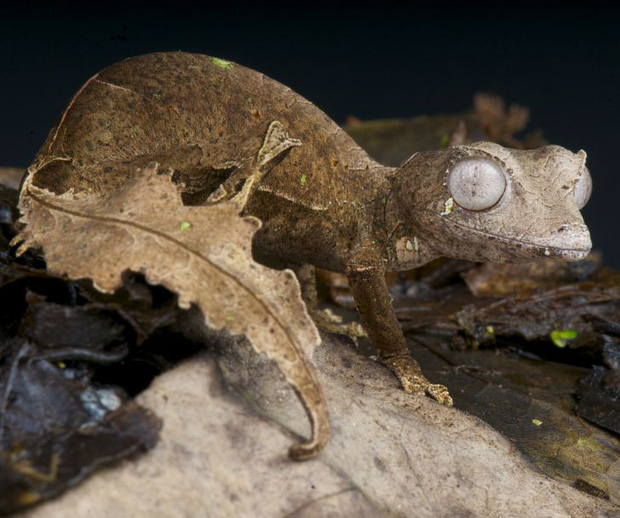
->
xmin=392 ymin=142 xmax=592 ymax=263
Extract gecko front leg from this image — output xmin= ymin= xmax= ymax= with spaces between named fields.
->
xmin=346 ymin=247 xmax=453 ymax=406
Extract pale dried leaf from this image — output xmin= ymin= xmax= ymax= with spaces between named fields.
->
xmin=21 ymin=341 xmax=616 ymax=517
xmin=14 ymin=162 xmax=329 ymax=459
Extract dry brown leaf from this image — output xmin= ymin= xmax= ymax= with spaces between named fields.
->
xmin=13 ymin=162 xmax=329 ymax=460
xmin=463 ymin=254 xmax=603 ymax=297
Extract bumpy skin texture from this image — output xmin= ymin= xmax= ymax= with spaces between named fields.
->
xmin=27 ymin=52 xmax=592 ymax=406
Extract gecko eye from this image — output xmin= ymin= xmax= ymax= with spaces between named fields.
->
xmin=447 ymin=157 xmax=507 ymax=211
xmin=574 ymin=166 xmax=592 ymax=209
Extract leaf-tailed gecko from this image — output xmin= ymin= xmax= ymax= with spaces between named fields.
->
xmin=26 ymin=52 xmax=592 ymax=407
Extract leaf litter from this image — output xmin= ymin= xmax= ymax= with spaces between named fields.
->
xmin=14 ymin=162 xmax=329 ymax=461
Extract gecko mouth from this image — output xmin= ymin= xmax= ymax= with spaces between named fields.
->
xmin=443 ymin=219 xmax=591 ymax=260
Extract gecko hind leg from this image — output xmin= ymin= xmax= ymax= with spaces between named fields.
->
xmin=293 ymin=263 xmax=366 ymax=342
xmin=207 ymin=120 xmax=302 ymax=211
xmin=229 ymin=174 xmax=260 ymax=211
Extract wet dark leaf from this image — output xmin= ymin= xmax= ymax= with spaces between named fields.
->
xmin=20 ymin=295 xmax=131 ymax=364
xmin=0 ymin=186 xmax=18 ymax=226
xmin=406 ymin=334 xmax=620 ymax=502
xmin=0 ymin=337 xmax=161 ymax=515
xmin=575 ymin=363 xmax=620 ymax=434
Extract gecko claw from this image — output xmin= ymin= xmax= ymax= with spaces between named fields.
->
xmin=386 ymin=356 xmax=453 ymax=407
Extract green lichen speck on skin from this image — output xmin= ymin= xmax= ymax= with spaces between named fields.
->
xmin=300 ymin=173 xmax=307 ymax=186
xmin=210 ymin=57 xmax=234 ymax=69
xmin=440 ymin=197 xmax=455 ymax=215
xmin=179 ymin=221 xmax=192 ymax=231
xmin=550 ymin=329 xmax=578 ymax=348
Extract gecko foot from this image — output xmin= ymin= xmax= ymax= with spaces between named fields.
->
xmin=386 ymin=356 xmax=453 ymax=407
xmin=309 ymin=308 xmax=367 ymax=343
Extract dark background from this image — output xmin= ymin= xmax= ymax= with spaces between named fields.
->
xmin=2 ymin=3 xmax=619 ymax=265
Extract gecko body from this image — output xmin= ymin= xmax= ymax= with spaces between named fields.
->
xmin=28 ymin=52 xmax=592 ymax=406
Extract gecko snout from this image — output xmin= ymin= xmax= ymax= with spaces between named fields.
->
xmin=547 ymin=222 xmax=592 ymax=260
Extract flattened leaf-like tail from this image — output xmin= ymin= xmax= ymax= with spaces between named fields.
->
xmin=14 ymin=163 xmax=330 ymax=460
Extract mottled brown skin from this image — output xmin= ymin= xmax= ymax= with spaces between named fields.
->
xmin=32 ymin=52 xmax=387 ymax=272
xmin=28 ymin=52 xmax=592 ymax=406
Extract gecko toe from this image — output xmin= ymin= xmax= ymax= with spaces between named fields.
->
xmin=425 ymin=384 xmax=454 ymax=407
xmin=387 ymin=357 xmax=453 ymax=406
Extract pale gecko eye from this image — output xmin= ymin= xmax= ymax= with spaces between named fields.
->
xmin=447 ymin=157 xmax=507 ymax=211
xmin=574 ymin=166 xmax=592 ymax=210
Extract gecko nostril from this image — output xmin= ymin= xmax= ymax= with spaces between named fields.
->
xmin=558 ymin=225 xmax=569 ymax=233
